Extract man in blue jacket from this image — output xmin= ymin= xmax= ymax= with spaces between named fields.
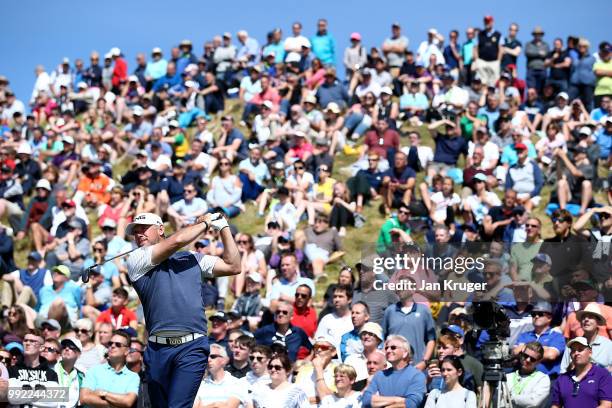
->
xmin=505 ymin=143 xmax=544 ymax=212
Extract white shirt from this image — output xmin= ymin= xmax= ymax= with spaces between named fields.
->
xmin=147 ymin=154 xmax=172 ymax=172
xmin=400 ymin=145 xmax=433 ymax=170
xmin=284 ymin=35 xmax=311 ymax=52
xmin=424 ymin=387 xmax=477 ymax=408
xmin=505 ymin=370 xmax=550 ymax=408
xmin=196 ymin=371 xmax=247 ymax=406
xmin=319 ymin=392 xmax=363 ymax=408
xmin=314 ymin=312 xmax=353 ymax=352
xmin=429 ymin=192 xmax=461 ymax=222
xmin=468 ymin=141 xmax=500 ymax=169
xmin=31 ymin=72 xmax=51 ymax=103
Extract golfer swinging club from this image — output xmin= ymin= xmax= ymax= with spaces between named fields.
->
xmin=125 ymin=212 xmax=240 ymax=408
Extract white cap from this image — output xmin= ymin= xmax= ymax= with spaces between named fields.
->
xmin=110 ymin=47 xmax=121 ymax=57
xmin=262 ymin=100 xmax=274 ymax=110
xmin=304 ymin=94 xmax=317 ymax=105
xmin=17 ymin=142 xmax=32 ymax=155
xmin=128 ymin=75 xmax=139 ymax=82
xmin=428 ymin=28 xmax=438 ymax=35
xmin=247 ymin=272 xmax=262 ymax=283
xmin=35 ymin=179 xmax=52 ymax=191
xmin=104 ymin=52 xmax=113 ymax=59
xmin=557 ymin=91 xmax=569 ymax=100
xmin=285 ymin=52 xmax=301 ymax=63
xmin=62 ymin=135 xmax=75 ymax=145
xmin=132 ymin=106 xmax=144 ymax=116
xmin=325 ymin=102 xmax=341 ymax=114
xmin=56 ymin=118 xmax=66 ymax=127
xmin=62 ymin=57 xmax=70 ymax=64
xmin=578 ymin=126 xmax=593 ymax=136
xmin=77 ymin=81 xmax=88 ymax=89
xmin=566 ymin=336 xmax=590 ymax=348
xmin=169 ymin=119 xmax=179 ymax=128
xmin=359 ymin=322 xmax=384 ymax=341
xmin=102 ymin=218 xmax=117 ymax=229
xmin=381 ymin=86 xmax=393 ymax=95
xmin=152 ymin=47 xmax=163 ymax=54
xmin=61 ymin=337 xmax=83 ymax=353
xmin=126 ymin=212 xmax=163 ymax=235
xmin=104 ymin=91 xmax=116 ymax=104
xmin=184 ymin=80 xmax=197 ymax=89
xmin=299 ymin=38 xmax=311 ymax=48
xmin=185 ymin=63 xmax=199 ymax=73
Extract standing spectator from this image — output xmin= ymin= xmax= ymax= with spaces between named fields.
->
xmin=506 ymin=341 xmax=551 ymax=408
xmin=339 ymin=302 xmax=370 ymax=361
xmin=594 ymin=42 xmax=612 ymax=107
xmin=363 ymin=335 xmax=426 ymax=408
xmin=311 ymin=19 xmax=336 ymax=66
xmin=343 ymin=32 xmax=367 ymax=80
xmin=110 ymin=47 xmax=128 ymax=93
xmin=472 ymin=15 xmax=502 ymax=87
xmin=461 ymin=27 xmax=477 ymax=84
xmin=315 ymin=284 xmax=354 ymax=352
xmin=55 ymin=337 xmax=85 ymax=408
xmin=443 ymin=30 xmax=462 ymax=78
xmin=501 ymin=23 xmax=522 ymax=70
xmin=80 ymin=331 xmax=140 ymax=408
xmin=84 ymin=51 xmax=102 ymax=88
xmin=551 ymin=337 xmax=611 ymax=408
xmin=382 ymin=277 xmax=436 ymax=370
xmin=525 ymin=26 xmax=550 ymax=94
xmin=546 ymin=38 xmax=572 ymax=93
xmin=569 ymin=39 xmax=597 ymax=111
xmin=382 ymin=23 xmax=409 ymax=78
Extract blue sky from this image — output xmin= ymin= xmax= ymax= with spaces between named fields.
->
xmin=1 ymin=0 xmax=608 ymax=104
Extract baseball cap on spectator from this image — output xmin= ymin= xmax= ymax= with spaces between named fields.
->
xmin=512 ymin=206 xmax=526 ymax=216
xmin=359 ymin=322 xmax=383 ymax=341
xmin=566 ymin=337 xmax=590 ymax=348
xmin=35 ymin=179 xmax=52 ymax=191
xmin=152 ymin=47 xmax=163 ymax=55
xmin=136 ymin=149 xmax=148 ymax=158
xmin=102 ymin=219 xmax=117 ymax=229
xmin=391 ymin=22 xmax=401 ymax=28
xmin=304 ymin=94 xmax=317 ymax=105
xmin=77 ymin=82 xmax=88 ymax=89
xmin=273 ymin=162 xmax=285 ymax=171
xmin=128 ymin=75 xmax=139 ymax=83
xmin=380 ymin=86 xmax=393 ymax=95
xmin=62 ymin=57 xmax=70 ymax=64
xmin=126 ymin=212 xmax=163 ymax=235
xmin=356 ymin=253 xmax=378 ymax=271
xmin=472 ymin=173 xmax=487 ymax=182
xmin=104 ymin=52 xmax=112 ymax=60
xmin=314 ymin=135 xmax=329 ymax=146
xmin=324 ymin=68 xmax=336 ymax=78
xmin=285 ymin=52 xmax=301 ymax=63
xmin=132 ymin=106 xmax=144 ymax=116
xmin=104 ymin=91 xmax=116 ymax=103
xmin=61 ymin=337 xmax=83 ymax=352
xmin=265 ymin=50 xmax=275 ymax=58
xmin=110 ymin=47 xmax=121 ymax=57
xmin=325 ymin=102 xmax=341 ymax=114
xmin=118 ymin=327 xmax=138 ymax=338
xmin=210 ymin=311 xmax=228 ymax=322
xmin=572 ymin=279 xmax=598 ymax=292
xmin=484 ymin=15 xmax=494 ymax=23
xmin=62 ymin=200 xmax=76 ymax=208
xmin=361 ymin=68 xmax=372 ymax=76
xmin=262 ymin=100 xmax=274 ymax=110
xmin=222 ymin=32 xmax=232 ymax=39
xmin=27 ymin=251 xmax=43 ymax=262
xmin=514 ymin=142 xmax=527 ymax=151
xmin=532 ymin=301 xmax=552 ymax=314
xmin=604 ymin=117 xmax=612 ymax=126
xmin=500 ymin=71 xmax=512 ymax=80
xmin=578 ymin=126 xmax=593 ymax=137
xmin=350 ymin=32 xmax=362 ymax=41
xmin=441 ymin=324 xmax=465 ymax=338
xmin=461 ymin=223 xmax=479 ymax=232
xmin=39 ymin=318 xmax=61 ymax=331
xmin=449 ymin=307 xmax=468 ymax=317
xmin=499 ymin=102 xmax=510 ymax=110
xmin=557 ymin=92 xmax=569 ymax=100
xmin=247 ymin=272 xmax=262 ymax=283
xmin=5 ymin=342 xmax=24 ymax=354
xmin=576 ymin=303 xmax=606 ymax=325
xmin=180 ymin=39 xmax=192 ymax=47
xmin=169 ymin=119 xmax=180 ymax=128
xmin=0 ymin=75 xmax=9 ymax=84
xmin=52 ymin=265 xmax=71 ymax=279
xmin=532 ymin=253 xmax=552 ymax=265
xmin=68 ymin=219 xmax=82 ymax=229
xmin=428 ymin=28 xmax=438 ymax=35
xmin=194 ymin=239 xmax=209 ymax=249
xmin=532 ymin=26 xmax=545 ymax=35
xmin=62 ymin=135 xmax=75 ymax=145
xmin=292 ymin=130 xmax=306 ymax=138
xmin=17 ymin=142 xmax=32 ymax=155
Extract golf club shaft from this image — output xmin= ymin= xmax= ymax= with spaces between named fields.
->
xmin=81 ymin=246 xmax=139 ymax=283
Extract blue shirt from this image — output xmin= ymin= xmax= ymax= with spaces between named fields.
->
xmin=500 ymin=143 xmax=537 ymax=166
xmin=316 ymin=81 xmax=349 ymax=110
xmin=516 ymin=328 xmax=566 ymax=375
xmin=595 ymin=129 xmax=611 ymax=159
xmin=399 ymin=92 xmax=429 ymax=110
xmin=433 ymin=133 xmax=468 ymax=165
xmin=83 ymin=258 xmax=119 ymax=288
xmin=225 ymin=128 xmax=248 ymax=159
xmin=311 ymin=34 xmax=336 ymax=65
xmin=339 ymin=328 xmax=362 ymax=362
xmin=262 ymin=43 xmax=285 ymax=64
xmin=145 ymin=59 xmax=168 ymax=80
xmin=237 ymin=38 xmax=261 ymax=66
xmin=254 ymin=323 xmax=312 ymax=362
xmin=382 ymin=303 xmax=436 ymax=364
xmin=363 ymin=365 xmax=426 ymax=408
xmin=38 ymin=281 xmax=82 ymax=313
xmin=81 ymin=363 xmax=139 ymax=402
xmin=477 ymin=106 xmax=500 ymax=134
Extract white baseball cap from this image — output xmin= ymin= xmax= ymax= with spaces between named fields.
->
xmin=17 ymin=142 xmax=32 ymax=155
xmin=35 ymin=179 xmax=52 ymax=191
xmin=285 ymin=52 xmax=301 ymax=63
xmin=110 ymin=47 xmax=121 ymax=57
xmin=126 ymin=212 xmax=163 ymax=235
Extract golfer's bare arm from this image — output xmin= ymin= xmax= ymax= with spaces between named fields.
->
xmin=150 ymin=217 xmax=213 ymax=265
xmin=211 ymin=226 xmax=241 ymax=277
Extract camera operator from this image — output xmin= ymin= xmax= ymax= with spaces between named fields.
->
xmin=506 ymin=341 xmax=550 ymax=408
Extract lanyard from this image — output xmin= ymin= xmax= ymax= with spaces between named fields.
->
xmin=511 ymin=371 xmax=537 ymax=395
xmin=110 ymin=311 xmax=124 ymax=329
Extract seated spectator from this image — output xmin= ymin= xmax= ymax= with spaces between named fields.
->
xmin=75 ymin=160 xmax=112 ymax=209
xmin=376 ymin=203 xmax=412 ymax=254
xmin=231 ymin=272 xmax=264 ymax=332
xmin=213 ymin=116 xmax=248 ymax=163
xmin=295 ymin=214 xmax=343 ymax=281
xmin=206 ymin=157 xmax=243 ymax=218
xmin=560 ymin=303 xmax=612 ymax=372
xmin=514 ymin=301 xmax=566 ymax=377
xmin=241 ymin=344 xmax=271 ymax=394
xmin=234 ymin=233 xmax=267 ymax=298
xmin=0 ymin=165 xmax=25 ymax=233
xmin=424 ymin=356 xmax=477 ymax=408
xmin=551 ymin=337 xmax=611 ymax=408
xmin=468 ymin=259 xmax=516 ymax=306
xmin=380 ymin=151 xmax=417 ymax=215
xmin=463 ymin=173 xmax=502 ymax=223
xmin=285 ymin=130 xmax=314 ymax=165
xmin=482 ymin=189 xmax=518 ymax=240
xmin=251 ymin=352 xmax=309 ymax=408
xmin=227 ymin=335 xmax=255 ymax=379
xmin=318 ymin=364 xmax=362 ymax=408
xmin=74 ymin=318 xmax=106 ymax=373
xmin=96 ymin=288 xmax=138 ymax=331
xmin=554 ymin=146 xmax=594 ymax=214
xmin=254 ymin=300 xmax=312 ymax=362
xmin=15 ymin=178 xmax=51 ymax=244
xmin=3 ymin=251 xmax=49 ymax=310
xmin=294 ymin=164 xmax=335 ymax=226
xmin=363 ymin=119 xmax=400 ymax=169
xmin=329 ymin=181 xmax=356 ymax=236
xmin=344 ymin=322 xmax=383 ymax=387
xmin=506 ymin=341 xmax=551 ymax=408
xmin=315 ymin=284 xmax=354 ymax=352
xmin=238 ymin=146 xmax=270 ymax=202
xmin=167 ymin=182 xmax=208 ymax=229
xmin=362 ymin=335 xmax=426 ymax=408
xmin=347 ymin=153 xmax=385 ymax=214
xmin=264 ymin=187 xmax=297 ymax=232
xmin=400 ymin=81 xmax=429 ymax=122
xmin=83 ymin=239 xmax=120 ymax=288
xmin=37 ymin=266 xmax=81 ymax=329
xmin=316 ymin=68 xmax=349 ymax=110
xmin=80 ymin=331 xmax=139 ymax=407
xmin=294 ymin=336 xmax=340 ymax=406
xmin=46 ymin=219 xmax=91 ymax=279
xmin=424 ymin=176 xmax=461 ymax=225
xmin=427 ymin=117 xmax=468 ymax=181
xmin=81 ymin=267 xmax=112 ymax=322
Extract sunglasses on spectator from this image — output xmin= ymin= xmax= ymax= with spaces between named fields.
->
xmin=275 ymin=310 xmax=290 ymax=316
xmin=43 ymin=347 xmax=59 ymax=353
xmin=294 ymin=166 xmax=304 ymax=170
xmin=184 ymin=189 xmax=196 ymax=193
xmin=552 ymin=217 xmax=570 ymax=223
xmin=295 ymin=293 xmax=310 ymax=299
xmin=128 ymin=348 xmax=143 ymax=354
xmin=398 ymin=210 xmax=410 ymax=215
xmin=268 ymin=364 xmax=284 ymax=371
xmin=314 ymin=344 xmax=332 ymax=351
xmin=0 ymin=356 xmax=10 ymax=364
xmin=93 ymin=247 xmax=104 ymax=252
xmin=109 ymin=342 xmax=128 ymax=349
xmin=220 ymin=162 xmax=231 ymax=166
xmin=249 ymin=355 xmax=266 ymax=362
xmin=368 ymin=158 xmax=379 ymax=162
xmin=62 ymin=345 xmax=79 ymax=352
xmin=531 ymin=312 xmax=549 ymax=318
xmin=525 ymin=223 xmax=540 ymax=229
xmin=75 ymin=329 xmax=90 ymax=335
xmin=209 ymin=354 xmax=222 ymax=359
xmin=237 ymin=240 xmax=250 ymax=244
xmin=385 ymin=345 xmax=399 ymax=351
xmin=520 ymin=352 xmax=538 ymax=363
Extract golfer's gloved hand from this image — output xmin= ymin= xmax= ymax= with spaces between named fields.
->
xmin=210 ymin=213 xmax=229 ymax=231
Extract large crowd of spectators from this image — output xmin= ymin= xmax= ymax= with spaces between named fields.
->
xmin=0 ymin=14 xmax=610 ymax=408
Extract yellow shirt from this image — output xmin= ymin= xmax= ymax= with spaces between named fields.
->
xmin=594 ymin=60 xmax=612 ymax=96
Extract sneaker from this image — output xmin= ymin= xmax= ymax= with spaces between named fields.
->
xmin=338 ymin=227 xmax=346 ymax=237
xmin=354 ymin=213 xmax=366 ymax=228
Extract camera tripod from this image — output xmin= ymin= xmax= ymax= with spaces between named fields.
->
xmin=481 ymin=369 xmax=513 ymax=408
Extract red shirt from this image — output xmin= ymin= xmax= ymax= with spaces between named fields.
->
xmin=364 ymin=129 xmax=400 ymax=159
xmin=291 ymin=305 xmax=317 ymax=338
xmin=96 ymin=306 xmax=138 ymax=329
xmin=111 ymin=58 xmax=128 ymax=87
